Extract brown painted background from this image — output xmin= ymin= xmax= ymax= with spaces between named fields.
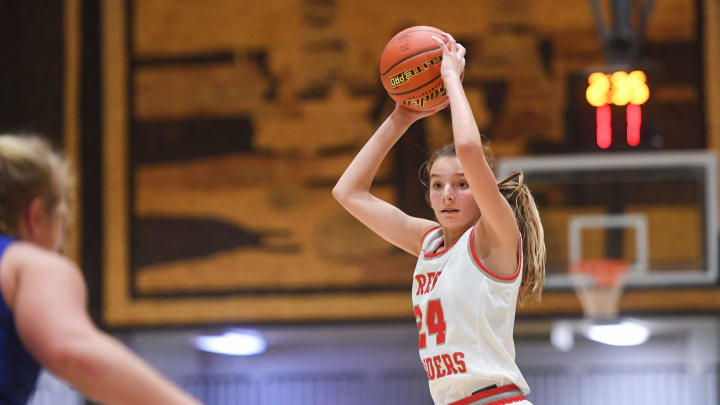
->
xmin=6 ymin=0 xmax=717 ymax=327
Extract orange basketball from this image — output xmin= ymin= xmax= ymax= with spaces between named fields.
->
xmin=380 ymin=26 xmax=462 ymax=111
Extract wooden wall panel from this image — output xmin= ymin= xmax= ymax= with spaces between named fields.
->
xmin=708 ymin=0 xmax=720 ymax=200
xmin=64 ymin=0 xmax=82 ymax=263
xmin=134 ymin=62 xmax=270 ymax=119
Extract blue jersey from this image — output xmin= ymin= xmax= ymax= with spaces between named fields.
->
xmin=0 ymin=235 xmax=41 ymax=404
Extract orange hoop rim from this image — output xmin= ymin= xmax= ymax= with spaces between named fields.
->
xmin=569 ymin=259 xmax=629 ymax=288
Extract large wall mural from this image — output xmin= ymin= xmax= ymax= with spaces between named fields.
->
xmin=101 ymin=0 xmax=713 ymax=326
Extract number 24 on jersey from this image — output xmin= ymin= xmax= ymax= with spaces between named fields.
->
xmin=414 ymin=299 xmax=446 ymax=349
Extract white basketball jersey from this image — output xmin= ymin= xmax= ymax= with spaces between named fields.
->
xmin=411 ymin=226 xmax=529 ymax=405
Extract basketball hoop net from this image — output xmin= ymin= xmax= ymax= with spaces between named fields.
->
xmin=569 ymin=259 xmax=629 ymax=320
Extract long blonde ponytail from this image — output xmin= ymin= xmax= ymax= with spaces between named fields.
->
xmin=498 ymin=172 xmax=545 ymax=305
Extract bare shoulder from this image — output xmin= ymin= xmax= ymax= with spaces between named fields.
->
xmin=411 ymin=219 xmax=441 ymax=255
xmin=472 ymin=218 xmax=521 ymax=278
xmin=419 ymin=222 xmax=442 ymax=244
xmin=5 ymin=242 xmax=78 ymax=272
xmin=2 ymin=242 xmax=83 ymax=308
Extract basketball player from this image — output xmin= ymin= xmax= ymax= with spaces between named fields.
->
xmin=333 ymin=33 xmax=545 ymax=405
xmin=0 ymin=135 xmax=201 ymax=404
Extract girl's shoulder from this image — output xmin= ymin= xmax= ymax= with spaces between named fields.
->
xmin=419 ymin=225 xmax=443 ymax=255
xmin=420 ymin=225 xmax=442 ymax=245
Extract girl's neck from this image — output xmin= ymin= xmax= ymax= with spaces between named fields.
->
xmin=441 ymin=226 xmax=469 ymax=248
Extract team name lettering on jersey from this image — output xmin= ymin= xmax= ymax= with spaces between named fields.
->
xmin=415 ymin=271 xmax=442 ymax=295
xmin=412 ymin=228 xmax=530 ymax=399
xmin=421 ymin=351 xmax=467 ymax=380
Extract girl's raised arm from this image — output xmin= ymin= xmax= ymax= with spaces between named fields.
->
xmin=333 ymin=104 xmax=444 ymax=256
xmin=432 ymin=33 xmax=521 ymax=271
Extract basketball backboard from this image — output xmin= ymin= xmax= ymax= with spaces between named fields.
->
xmin=498 ymin=151 xmax=718 ymax=289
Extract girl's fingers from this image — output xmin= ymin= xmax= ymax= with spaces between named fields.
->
xmin=431 ymin=36 xmax=449 ymax=54
xmin=440 ymin=33 xmax=452 ymax=54
xmin=434 ymin=33 xmax=465 ymax=72
xmin=444 ymin=32 xmax=457 ymax=53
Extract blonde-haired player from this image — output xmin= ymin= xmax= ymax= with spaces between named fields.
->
xmin=0 ymin=135 xmax=201 ymax=404
xmin=333 ymin=33 xmax=545 ymax=405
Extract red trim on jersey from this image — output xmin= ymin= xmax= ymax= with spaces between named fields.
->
xmin=468 ymin=230 xmax=522 ymax=281
xmin=423 ymin=241 xmax=454 ymax=258
xmin=448 ymin=384 xmax=525 ymax=405
xmin=421 ymin=226 xmax=456 ymax=258
xmin=420 ymin=226 xmax=442 ymax=246
xmin=487 ymin=395 xmax=526 ymax=405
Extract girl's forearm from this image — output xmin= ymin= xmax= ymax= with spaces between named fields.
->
xmin=50 ymin=331 xmax=200 ymax=405
xmin=444 ymin=76 xmax=483 ymax=147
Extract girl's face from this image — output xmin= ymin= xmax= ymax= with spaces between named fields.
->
xmin=46 ymin=198 xmax=68 ymax=252
xmin=28 ymin=194 xmax=68 ymax=253
xmin=428 ymin=156 xmax=480 ymax=231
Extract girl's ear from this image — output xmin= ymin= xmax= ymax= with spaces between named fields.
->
xmin=22 ymin=197 xmax=48 ymax=239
